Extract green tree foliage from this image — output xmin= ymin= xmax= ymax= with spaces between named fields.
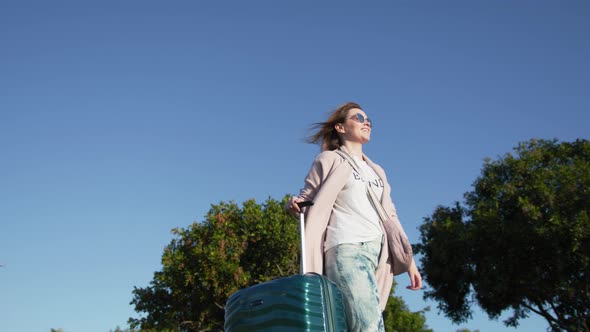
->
xmin=415 ymin=139 xmax=590 ymax=331
xmin=130 ymin=196 xmax=431 ymax=332
xmin=129 ymin=196 xmax=300 ymax=331
xmin=110 ymin=328 xmax=173 ymax=332
xmin=383 ymin=288 xmax=432 ymax=332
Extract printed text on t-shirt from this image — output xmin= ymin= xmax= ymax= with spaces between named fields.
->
xmin=353 ymin=172 xmax=384 ymax=188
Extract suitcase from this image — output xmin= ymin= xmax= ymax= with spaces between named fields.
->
xmin=224 ymin=201 xmax=348 ymax=332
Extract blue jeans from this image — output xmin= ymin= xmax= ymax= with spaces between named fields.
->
xmin=325 ymin=239 xmax=384 ymax=332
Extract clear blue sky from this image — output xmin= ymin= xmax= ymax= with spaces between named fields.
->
xmin=1 ymin=1 xmax=588 ymax=331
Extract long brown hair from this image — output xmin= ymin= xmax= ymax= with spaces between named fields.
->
xmin=306 ymin=102 xmax=362 ymax=151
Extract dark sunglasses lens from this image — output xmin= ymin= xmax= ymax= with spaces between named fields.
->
xmin=356 ymin=113 xmax=371 ymax=127
xmin=356 ymin=113 xmax=365 ymax=123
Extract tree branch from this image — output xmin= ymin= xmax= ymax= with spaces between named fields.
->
xmin=520 ymin=302 xmax=558 ymax=325
xmin=547 ymin=301 xmax=566 ymax=323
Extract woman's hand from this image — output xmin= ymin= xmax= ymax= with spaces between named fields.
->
xmin=285 ymin=196 xmax=305 ymax=216
xmin=406 ymin=259 xmax=422 ymax=291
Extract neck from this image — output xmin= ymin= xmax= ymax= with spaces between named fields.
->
xmin=342 ymin=142 xmax=363 ymax=159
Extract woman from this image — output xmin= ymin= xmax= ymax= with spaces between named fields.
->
xmin=286 ymin=102 xmax=422 ymax=331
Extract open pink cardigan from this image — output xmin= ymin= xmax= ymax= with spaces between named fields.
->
xmin=298 ymin=146 xmax=408 ymax=311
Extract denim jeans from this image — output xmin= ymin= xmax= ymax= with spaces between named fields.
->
xmin=324 ymin=239 xmax=384 ymax=332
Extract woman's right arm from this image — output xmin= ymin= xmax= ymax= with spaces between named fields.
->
xmin=286 ymin=196 xmax=305 ymax=215
xmin=285 ymin=152 xmax=332 ymax=215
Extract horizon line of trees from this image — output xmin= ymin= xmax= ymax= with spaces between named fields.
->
xmin=124 ymin=138 xmax=588 ymax=332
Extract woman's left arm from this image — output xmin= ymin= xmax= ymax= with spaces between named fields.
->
xmin=406 ymin=259 xmax=422 ymax=290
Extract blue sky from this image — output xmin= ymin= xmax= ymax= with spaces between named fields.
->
xmin=1 ymin=1 xmax=588 ymax=331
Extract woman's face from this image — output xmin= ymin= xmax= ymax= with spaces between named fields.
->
xmin=337 ymin=108 xmax=372 ymax=144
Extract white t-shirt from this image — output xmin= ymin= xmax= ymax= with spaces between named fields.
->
xmin=324 ymin=156 xmax=384 ymax=251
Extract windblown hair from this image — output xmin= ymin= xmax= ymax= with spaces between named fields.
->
xmin=306 ymin=102 xmax=362 ymax=151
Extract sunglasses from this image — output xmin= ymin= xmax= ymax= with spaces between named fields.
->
xmin=348 ymin=113 xmax=372 ymax=127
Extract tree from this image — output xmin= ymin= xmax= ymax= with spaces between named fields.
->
xmin=415 ymin=139 xmax=590 ymax=331
xmin=109 ymin=327 xmax=172 ymax=332
xmin=383 ymin=287 xmax=432 ymax=332
xmin=129 ymin=196 xmax=300 ymax=331
xmin=130 ymin=196 xmax=431 ymax=332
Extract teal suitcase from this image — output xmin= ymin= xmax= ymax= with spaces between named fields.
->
xmin=224 ymin=272 xmax=347 ymax=331
xmin=224 ymin=201 xmax=348 ymax=331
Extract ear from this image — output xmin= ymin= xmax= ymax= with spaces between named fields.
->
xmin=334 ymin=123 xmax=345 ymax=134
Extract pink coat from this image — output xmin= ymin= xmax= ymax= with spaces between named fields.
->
xmin=298 ymin=146 xmax=407 ymax=311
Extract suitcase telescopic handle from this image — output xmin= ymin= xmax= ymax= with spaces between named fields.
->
xmin=297 ymin=201 xmax=314 ymax=209
xmin=296 ymin=201 xmax=314 ymax=274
